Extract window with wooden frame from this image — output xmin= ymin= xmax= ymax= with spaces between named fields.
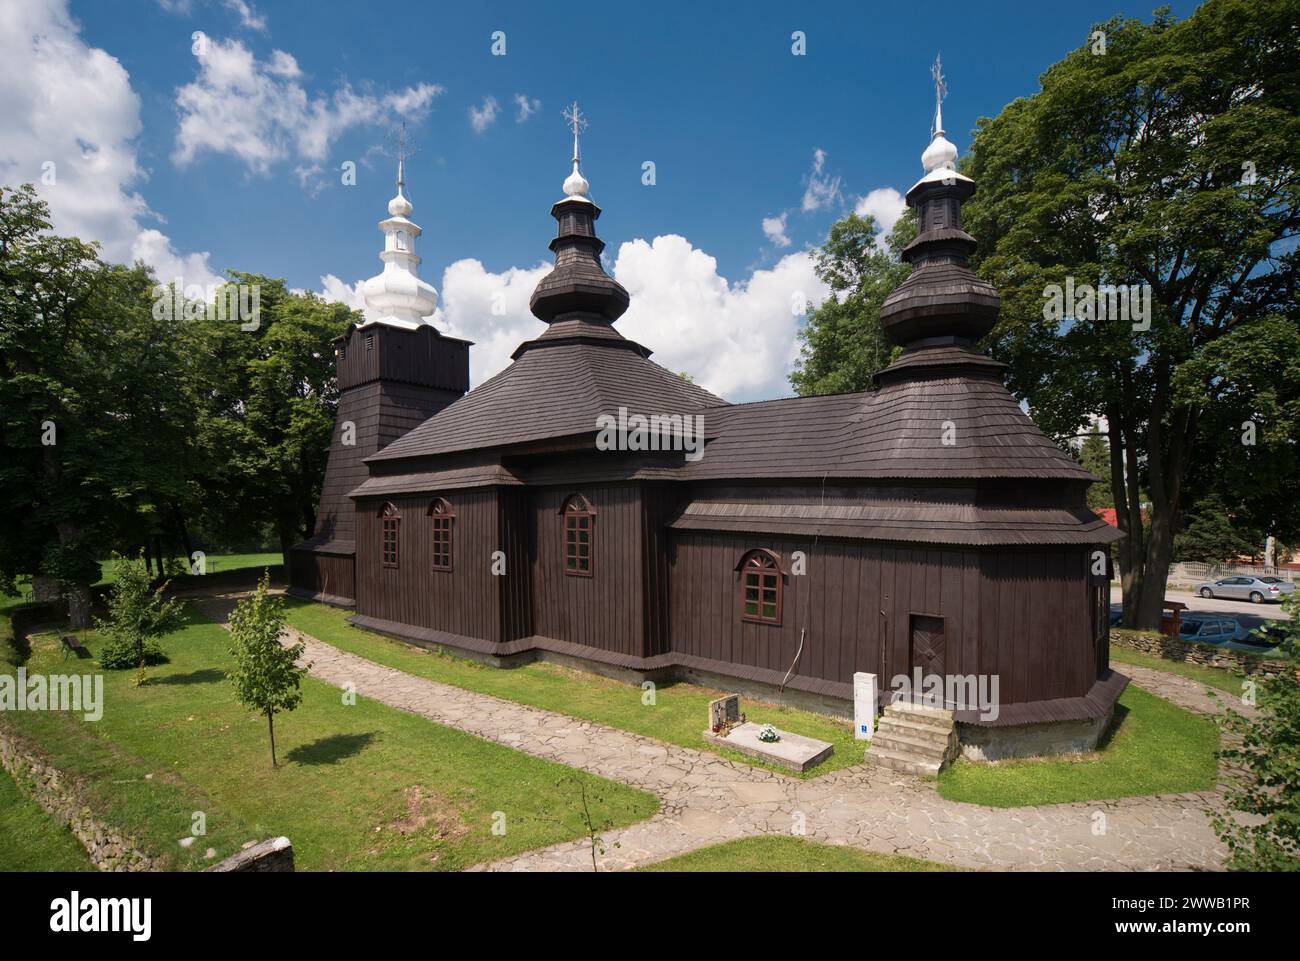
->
xmin=379 ymin=502 xmax=400 ymax=568
xmin=561 ymin=494 xmax=595 ymax=577
xmin=428 ymin=498 xmax=454 ymax=572
xmin=737 ymin=549 xmax=783 ymax=625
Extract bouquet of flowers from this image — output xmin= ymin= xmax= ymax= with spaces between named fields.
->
xmin=757 ymin=723 xmax=780 ymax=743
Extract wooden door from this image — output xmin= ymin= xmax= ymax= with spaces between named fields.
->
xmin=909 ymin=614 xmax=945 ymax=681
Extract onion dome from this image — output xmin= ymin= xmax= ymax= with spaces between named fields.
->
xmin=529 ymin=103 xmax=630 ymax=323
xmin=878 ymin=59 xmax=998 ymax=351
xmin=360 ymin=154 xmax=439 ymax=329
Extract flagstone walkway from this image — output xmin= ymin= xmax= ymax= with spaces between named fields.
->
xmin=196 ymin=596 xmax=1232 ymax=872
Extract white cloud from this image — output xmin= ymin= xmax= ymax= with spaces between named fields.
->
xmin=436 ymin=258 xmax=552 ymax=384
xmin=320 ymin=235 xmax=826 ymax=400
xmin=173 ymin=38 xmax=442 ymax=178
xmin=761 ymin=212 xmax=791 ymax=248
xmin=854 ymin=186 xmax=907 ymax=236
xmin=614 ymin=236 xmax=828 ymax=400
xmin=319 ymin=273 xmax=367 ymax=311
xmin=513 ymin=94 xmax=540 ymax=123
xmin=801 ymin=147 xmax=842 ymax=212
xmin=469 ymin=96 xmax=500 ymax=134
xmin=0 ymin=0 xmax=221 ymax=289
xmin=222 ymin=0 xmax=266 ymax=32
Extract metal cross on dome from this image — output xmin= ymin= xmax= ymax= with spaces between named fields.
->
xmin=931 ymin=54 xmax=948 ymax=135
xmin=563 ymin=101 xmax=587 ymax=163
xmin=386 ymin=121 xmax=417 ymax=189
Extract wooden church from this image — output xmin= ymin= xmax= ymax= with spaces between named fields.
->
xmin=290 ymin=91 xmax=1127 ymax=760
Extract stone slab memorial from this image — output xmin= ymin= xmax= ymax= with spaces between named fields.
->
xmin=703 ymin=722 xmax=834 ymax=774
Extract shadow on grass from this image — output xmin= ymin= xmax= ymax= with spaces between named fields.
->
xmin=286 ymin=732 xmax=377 ymax=766
xmin=151 ymin=668 xmax=226 ymax=686
xmin=1094 ymin=701 xmax=1132 ymax=751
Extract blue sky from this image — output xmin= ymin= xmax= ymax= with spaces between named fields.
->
xmin=5 ymin=0 xmax=1201 ymax=398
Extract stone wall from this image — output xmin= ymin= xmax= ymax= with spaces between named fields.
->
xmin=204 ymin=836 xmax=295 ymax=872
xmin=0 ymin=725 xmax=157 ymax=871
xmin=1110 ymin=630 xmax=1291 ymax=678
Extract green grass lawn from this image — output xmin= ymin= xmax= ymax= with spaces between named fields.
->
xmin=282 ymin=599 xmax=861 ymax=777
xmin=637 ymin=835 xmax=964 ymax=872
xmin=937 ymin=685 xmax=1220 ymax=807
xmin=0 ymin=604 xmax=657 ymax=871
xmin=0 ymin=766 xmax=95 ymax=872
xmin=95 ymin=552 xmax=282 ymax=585
xmin=1108 ymin=644 xmax=1247 ymax=697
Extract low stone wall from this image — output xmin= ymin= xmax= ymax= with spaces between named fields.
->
xmin=1110 ymin=630 xmax=1291 ymax=678
xmin=0 ymin=724 xmax=157 ymax=872
xmin=205 ymin=836 xmax=295 ymax=872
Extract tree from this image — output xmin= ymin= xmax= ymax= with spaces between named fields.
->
xmin=964 ymin=0 xmax=1300 ymax=628
xmin=226 ymin=575 xmax=307 ymax=767
xmin=1211 ymin=590 xmax=1300 ymax=870
xmin=791 ymin=210 xmax=916 ymax=396
xmin=188 ymin=274 xmax=353 ymax=566
xmin=96 ymin=554 xmax=186 ymax=672
xmin=1078 ymin=423 xmax=1114 ymax=511
xmin=0 ymin=184 xmax=105 ymax=625
xmin=1173 ymin=493 xmax=1263 ymax=562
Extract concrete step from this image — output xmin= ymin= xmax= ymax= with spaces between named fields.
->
xmin=865 ymin=745 xmax=942 ymax=778
xmin=884 ymin=700 xmax=954 ymax=728
xmin=876 ymin=714 xmax=955 ymax=745
xmin=871 ymin=733 xmax=950 ymax=760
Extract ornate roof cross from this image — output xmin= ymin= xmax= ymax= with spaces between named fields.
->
xmin=563 ymin=100 xmax=587 ymax=166
xmin=386 ymin=121 xmax=416 ymax=192
xmin=931 ymin=53 xmax=948 ymax=137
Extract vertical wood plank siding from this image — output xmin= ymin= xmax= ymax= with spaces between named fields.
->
xmin=355 ymin=489 xmax=501 ymax=641
xmin=667 ymin=533 xmax=1098 ymax=701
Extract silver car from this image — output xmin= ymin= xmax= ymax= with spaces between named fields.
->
xmin=1196 ymin=575 xmax=1295 ymax=604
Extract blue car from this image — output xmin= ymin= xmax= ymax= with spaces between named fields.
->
xmin=1178 ymin=616 xmax=1245 ymax=643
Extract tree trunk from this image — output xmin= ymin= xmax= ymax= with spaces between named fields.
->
xmin=63 ymin=582 xmax=92 ymax=630
xmin=267 ymin=710 xmax=277 ymax=768
xmin=279 ymin=526 xmax=294 ymax=575
xmin=31 ymin=575 xmax=61 ymax=603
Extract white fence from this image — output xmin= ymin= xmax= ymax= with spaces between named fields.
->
xmin=1169 ymin=561 xmax=1298 ymax=584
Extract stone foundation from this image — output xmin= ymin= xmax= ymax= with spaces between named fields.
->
xmin=956 ymin=710 xmax=1113 ymax=762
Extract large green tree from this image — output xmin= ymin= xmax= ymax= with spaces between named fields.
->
xmin=964 ymin=0 xmax=1300 ymax=628
xmin=791 ymin=210 xmax=916 ymax=395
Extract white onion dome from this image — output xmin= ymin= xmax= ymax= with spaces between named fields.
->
xmin=563 ymin=160 xmax=591 ymax=201
xmin=922 ymin=130 xmax=959 ymax=172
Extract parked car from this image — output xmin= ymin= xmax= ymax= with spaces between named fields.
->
xmin=1178 ymin=615 xmax=1246 ymax=643
xmin=1195 ymin=575 xmax=1294 ymax=603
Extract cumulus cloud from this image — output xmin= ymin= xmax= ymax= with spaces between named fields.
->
xmin=321 ymin=235 xmax=827 ymax=400
xmin=761 ymin=212 xmax=791 ymax=248
xmin=469 ymin=96 xmax=500 ymax=134
xmin=173 ymin=38 xmax=442 ymax=177
xmin=0 ymin=0 xmax=222 ymax=288
xmin=801 ymin=147 xmax=842 ymax=212
xmin=513 ymin=94 xmax=540 ymax=123
xmin=614 ymin=236 xmax=828 ymax=400
xmin=319 ymin=273 xmax=366 ymax=311
xmin=222 ymin=0 xmax=266 ymax=32
xmin=854 ymin=186 xmax=907 ymax=236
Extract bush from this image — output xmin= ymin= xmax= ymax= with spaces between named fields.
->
xmin=96 ymin=555 xmax=186 ymax=670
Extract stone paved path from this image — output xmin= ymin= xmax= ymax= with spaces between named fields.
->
xmin=196 ymin=596 xmax=1231 ymax=872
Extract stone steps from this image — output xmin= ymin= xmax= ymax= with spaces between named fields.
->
xmin=866 ymin=701 xmax=959 ymax=778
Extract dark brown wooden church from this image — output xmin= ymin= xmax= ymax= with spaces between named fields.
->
xmin=290 ymin=101 xmax=1126 ymax=759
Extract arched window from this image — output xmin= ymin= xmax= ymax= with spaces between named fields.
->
xmin=737 ymin=549 xmax=782 ymax=625
xmin=560 ymin=494 xmax=595 ymax=577
xmin=428 ymin=498 xmax=454 ymax=572
xmin=379 ymin=502 xmax=401 ymax=568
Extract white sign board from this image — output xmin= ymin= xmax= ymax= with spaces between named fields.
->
xmin=853 ymin=672 xmax=878 ymax=740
